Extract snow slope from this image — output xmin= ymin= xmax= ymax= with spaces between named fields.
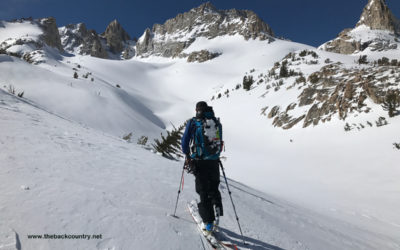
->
xmin=1 ymin=20 xmax=400 ymax=249
xmin=0 ymin=34 xmax=309 ymax=138
xmin=1 ymin=89 xmax=399 ymax=250
xmin=0 ymin=54 xmax=166 ymax=139
xmin=209 ymin=47 xmax=400 ymax=241
xmin=0 ymin=20 xmax=42 ymax=46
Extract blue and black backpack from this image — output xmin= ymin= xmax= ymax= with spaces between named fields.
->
xmin=190 ymin=107 xmax=223 ymax=160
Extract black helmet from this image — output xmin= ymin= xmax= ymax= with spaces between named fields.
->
xmin=195 ymin=101 xmax=208 ymax=118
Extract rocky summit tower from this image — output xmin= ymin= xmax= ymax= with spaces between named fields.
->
xmin=356 ymin=0 xmax=399 ymax=33
xmin=320 ymin=0 xmax=400 ymax=54
xmin=102 ymin=20 xmax=131 ymax=54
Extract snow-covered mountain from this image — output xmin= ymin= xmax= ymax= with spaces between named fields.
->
xmin=319 ymin=0 xmax=400 ymax=54
xmin=1 ymin=1 xmax=400 ymax=249
xmin=58 ymin=22 xmax=109 ymax=59
xmin=59 ymin=20 xmax=136 ymax=60
xmin=0 ymin=17 xmax=63 ymax=64
xmin=136 ymin=2 xmax=274 ymax=59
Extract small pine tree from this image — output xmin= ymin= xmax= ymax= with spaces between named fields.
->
xmin=358 ymin=55 xmax=368 ymax=64
xmin=382 ymin=90 xmax=400 ymax=117
xmin=243 ymin=75 xmax=254 ymax=91
xmin=137 ymin=136 xmax=148 ymax=145
xmin=310 ymin=51 xmax=319 ymax=58
xmin=7 ymin=84 xmax=15 ymax=95
xmin=295 ymin=76 xmax=306 ymax=84
xmin=344 ymin=123 xmax=351 ymax=131
xmin=152 ymin=123 xmax=186 ymax=159
xmin=299 ymin=50 xmax=307 ymax=57
xmin=279 ymin=61 xmax=289 ymax=78
xmin=122 ymin=132 xmax=133 ymax=142
xmin=308 ymin=73 xmax=320 ymax=84
xmin=377 ymin=57 xmax=390 ymax=66
xmin=376 ymin=117 xmax=388 ymax=127
xmin=73 ymin=72 xmax=78 ymax=79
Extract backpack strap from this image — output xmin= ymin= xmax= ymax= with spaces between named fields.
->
xmin=189 ymin=117 xmax=203 ymax=159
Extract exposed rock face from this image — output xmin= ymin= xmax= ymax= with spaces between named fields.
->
xmin=320 ymin=0 xmax=400 ymax=54
xmin=90 ymin=36 xmax=108 ymax=59
xmin=0 ymin=17 xmax=64 ymax=64
xmin=321 ymin=29 xmax=362 ymax=54
xmin=227 ymin=50 xmax=400 ymax=130
xmin=59 ymin=23 xmax=86 ymax=51
xmin=38 ymin=17 xmax=63 ymax=51
xmin=102 ymin=19 xmax=131 ymax=53
xmin=269 ymin=62 xmax=399 ymax=129
xmin=59 ymin=23 xmax=108 ymax=59
xmin=136 ymin=2 xmax=274 ymax=58
xmin=268 ymin=106 xmax=280 ymax=118
xmin=122 ymin=46 xmax=135 ymax=59
xmin=186 ymin=50 xmax=220 ymax=62
xmin=60 ymin=20 xmax=134 ymax=59
xmin=356 ymin=0 xmax=399 ymax=32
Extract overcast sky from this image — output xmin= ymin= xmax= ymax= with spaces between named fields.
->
xmin=1 ymin=0 xmax=399 ymax=46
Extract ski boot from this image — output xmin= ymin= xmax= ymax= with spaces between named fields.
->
xmin=201 ymin=222 xmax=214 ymax=235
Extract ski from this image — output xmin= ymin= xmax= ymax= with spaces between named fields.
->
xmin=187 ymin=201 xmax=239 ymax=250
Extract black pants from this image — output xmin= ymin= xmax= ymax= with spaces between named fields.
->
xmin=195 ymin=160 xmax=223 ymax=224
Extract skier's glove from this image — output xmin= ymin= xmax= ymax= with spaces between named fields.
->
xmin=184 ymin=156 xmax=196 ymax=174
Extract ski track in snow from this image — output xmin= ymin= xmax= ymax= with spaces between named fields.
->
xmin=1 ymin=90 xmax=400 ymax=250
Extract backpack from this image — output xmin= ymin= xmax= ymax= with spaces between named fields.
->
xmin=190 ymin=107 xmax=223 ymax=160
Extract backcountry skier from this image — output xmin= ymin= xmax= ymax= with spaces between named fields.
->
xmin=181 ymin=101 xmax=224 ymax=234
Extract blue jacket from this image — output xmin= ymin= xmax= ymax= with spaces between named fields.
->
xmin=181 ymin=119 xmax=195 ymax=155
xmin=181 ymin=109 xmax=219 ymax=156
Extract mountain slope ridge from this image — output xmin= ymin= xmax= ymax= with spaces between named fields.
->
xmin=1 ymin=89 xmax=399 ymax=250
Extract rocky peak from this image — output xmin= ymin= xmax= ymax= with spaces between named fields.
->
xmin=38 ymin=17 xmax=63 ymax=51
xmin=193 ymin=2 xmax=218 ymax=14
xmin=319 ymin=0 xmax=400 ymax=54
xmin=356 ymin=0 xmax=399 ymax=33
xmin=59 ymin=22 xmax=108 ymax=59
xmin=136 ymin=3 xmax=274 ymax=58
xmin=75 ymin=23 xmax=88 ymax=34
xmin=102 ymin=19 xmax=131 ymax=53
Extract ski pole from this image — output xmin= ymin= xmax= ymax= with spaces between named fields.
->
xmin=219 ymin=160 xmax=246 ymax=245
xmin=172 ymin=162 xmax=185 ymax=218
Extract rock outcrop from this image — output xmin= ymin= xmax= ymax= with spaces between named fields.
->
xmin=38 ymin=17 xmax=63 ymax=51
xmin=186 ymin=50 xmax=221 ymax=62
xmin=136 ymin=2 xmax=274 ymax=58
xmin=60 ymin=20 xmax=134 ymax=59
xmin=59 ymin=23 xmax=108 ymax=59
xmin=102 ymin=19 xmax=131 ymax=53
xmin=320 ymin=0 xmax=400 ymax=54
xmin=356 ymin=0 xmax=399 ymax=32
xmin=0 ymin=17 xmax=64 ymax=64
xmin=269 ymin=62 xmax=400 ymax=129
xmin=223 ymin=50 xmax=400 ymax=130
